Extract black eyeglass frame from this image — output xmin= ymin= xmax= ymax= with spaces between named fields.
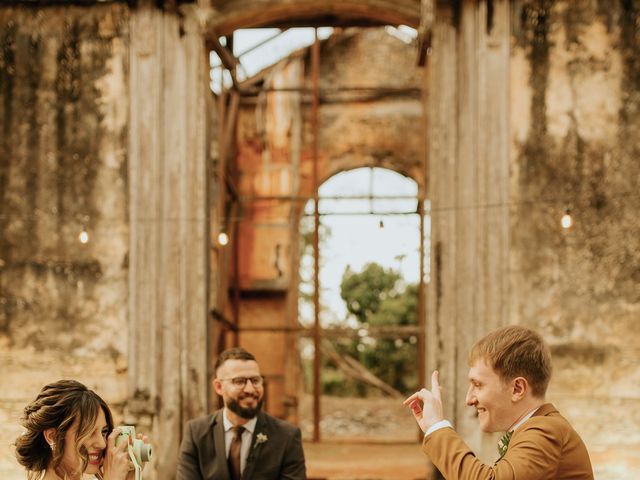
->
xmin=218 ymin=376 xmax=265 ymax=388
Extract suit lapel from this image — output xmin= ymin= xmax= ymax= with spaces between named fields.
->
xmin=212 ymin=411 xmax=232 ymax=480
xmin=242 ymin=412 xmax=268 ymax=479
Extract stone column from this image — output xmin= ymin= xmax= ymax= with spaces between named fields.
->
xmin=427 ymin=0 xmax=510 ymax=464
xmin=129 ymin=2 xmax=209 ymax=478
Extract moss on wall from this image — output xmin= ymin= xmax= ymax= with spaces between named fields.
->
xmin=511 ymin=1 xmax=640 ymax=474
xmin=0 ymin=2 xmax=129 ymax=371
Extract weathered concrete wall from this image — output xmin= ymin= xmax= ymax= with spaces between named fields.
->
xmin=314 ymin=28 xmax=425 ymax=186
xmin=510 ymin=1 xmax=640 ymax=477
xmin=0 ymin=4 xmax=129 ymax=478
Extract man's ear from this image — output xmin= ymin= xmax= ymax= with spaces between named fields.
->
xmin=43 ymin=428 xmax=57 ymax=447
xmin=213 ymin=379 xmax=223 ymax=396
xmin=511 ymin=377 xmax=528 ymax=401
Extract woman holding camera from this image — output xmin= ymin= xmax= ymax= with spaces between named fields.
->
xmin=15 ymin=379 xmax=141 ymax=480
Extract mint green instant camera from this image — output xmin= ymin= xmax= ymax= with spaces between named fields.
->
xmin=115 ymin=426 xmax=153 ymax=480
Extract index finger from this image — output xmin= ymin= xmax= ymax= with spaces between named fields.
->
xmin=107 ymin=428 xmax=120 ymax=450
xmin=431 ymin=371 xmax=441 ymax=400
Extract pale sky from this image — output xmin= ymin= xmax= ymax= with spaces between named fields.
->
xmin=210 ymin=26 xmax=416 ymax=93
xmin=299 ymin=168 xmax=430 ymax=327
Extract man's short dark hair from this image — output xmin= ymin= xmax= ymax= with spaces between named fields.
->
xmin=214 ymin=347 xmax=257 ymax=376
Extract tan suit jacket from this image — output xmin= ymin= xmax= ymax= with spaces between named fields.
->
xmin=423 ymin=403 xmax=593 ymax=479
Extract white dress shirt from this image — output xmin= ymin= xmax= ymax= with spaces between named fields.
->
xmin=223 ymin=409 xmax=257 ymax=474
xmin=508 ymin=406 xmax=540 ymax=433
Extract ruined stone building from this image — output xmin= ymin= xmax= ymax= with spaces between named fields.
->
xmin=1 ymin=1 xmax=639 ymax=479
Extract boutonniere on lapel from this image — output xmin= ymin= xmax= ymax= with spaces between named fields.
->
xmin=254 ymin=432 xmax=268 ymax=448
xmin=246 ymin=432 xmax=268 ymax=465
xmin=497 ymin=431 xmax=512 ymax=459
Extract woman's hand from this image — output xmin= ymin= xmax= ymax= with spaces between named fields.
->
xmin=125 ymin=433 xmax=150 ymax=480
xmin=101 ymin=429 xmax=132 ymax=480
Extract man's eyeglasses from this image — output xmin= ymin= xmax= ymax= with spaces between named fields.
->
xmin=219 ymin=376 xmax=264 ymax=388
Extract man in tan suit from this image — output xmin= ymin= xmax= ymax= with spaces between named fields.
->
xmin=404 ymin=325 xmax=593 ymax=479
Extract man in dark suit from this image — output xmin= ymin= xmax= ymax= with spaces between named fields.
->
xmin=404 ymin=325 xmax=593 ymax=479
xmin=177 ymin=347 xmax=306 ymax=480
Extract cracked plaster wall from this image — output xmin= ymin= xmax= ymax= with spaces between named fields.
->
xmin=510 ymin=1 xmax=640 ymax=476
xmin=0 ymin=5 xmax=129 ymax=478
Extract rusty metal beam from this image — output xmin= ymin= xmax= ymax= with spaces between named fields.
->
xmin=418 ymin=197 xmax=426 ymax=404
xmin=207 ymin=35 xmax=241 ymax=90
xmin=208 ymin=34 xmax=238 ymax=71
xmin=213 ymin=55 xmax=242 ymax=346
xmin=234 ymin=325 xmax=424 ymax=338
xmin=311 ymin=28 xmax=321 ymax=444
xmin=231 ymin=201 xmax=240 ymax=347
xmin=220 ymin=91 xmax=241 ymax=200
xmin=242 ymin=86 xmax=423 ymax=93
xmin=205 ymin=0 xmax=421 ymax=37
xmin=305 ymin=210 xmax=420 ymax=216
xmin=417 ymin=0 xmax=435 ymax=66
xmin=240 ymin=194 xmax=421 ymax=201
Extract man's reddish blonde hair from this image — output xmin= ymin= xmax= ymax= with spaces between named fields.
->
xmin=468 ymin=325 xmax=552 ymax=398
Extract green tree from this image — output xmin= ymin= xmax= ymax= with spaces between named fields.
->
xmin=338 ymin=263 xmax=418 ymax=395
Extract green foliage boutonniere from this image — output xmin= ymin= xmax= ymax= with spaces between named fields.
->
xmin=497 ymin=431 xmax=512 ymax=458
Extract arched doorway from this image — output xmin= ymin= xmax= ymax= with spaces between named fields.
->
xmin=297 ymin=167 xmax=427 ymax=443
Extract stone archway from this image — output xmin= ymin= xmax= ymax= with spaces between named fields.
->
xmin=297 ymin=166 xmax=426 ymax=443
xmin=206 ymin=0 xmax=421 ymax=36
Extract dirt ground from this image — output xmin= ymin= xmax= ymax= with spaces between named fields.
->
xmin=304 ymin=441 xmax=430 ymax=480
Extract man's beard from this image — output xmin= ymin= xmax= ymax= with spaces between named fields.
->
xmin=227 ymin=394 xmax=264 ymax=419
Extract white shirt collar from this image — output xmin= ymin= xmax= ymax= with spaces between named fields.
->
xmin=222 ymin=408 xmax=257 ymax=434
xmin=509 ymin=406 xmax=540 ymax=433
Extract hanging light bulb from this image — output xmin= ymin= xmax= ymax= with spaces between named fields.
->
xmin=217 ymin=231 xmax=229 ymax=246
xmin=379 ymin=219 xmax=384 ymax=229
xmin=561 ymin=208 xmax=573 ymax=229
xmin=79 ymin=227 xmax=89 ymax=244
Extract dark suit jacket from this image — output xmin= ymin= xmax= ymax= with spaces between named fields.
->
xmin=176 ymin=410 xmax=306 ymax=480
xmin=423 ymin=403 xmax=594 ymax=479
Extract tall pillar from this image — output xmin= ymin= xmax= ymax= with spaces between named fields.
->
xmin=427 ymin=0 xmax=510 ymax=463
xmin=129 ymin=2 xmax=209 ymax=478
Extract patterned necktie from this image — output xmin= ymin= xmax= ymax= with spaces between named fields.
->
xmin=228 ymin=426 xmax=244 ymax=480
xmin=497 ymin=430 xmax=513 ymax=458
